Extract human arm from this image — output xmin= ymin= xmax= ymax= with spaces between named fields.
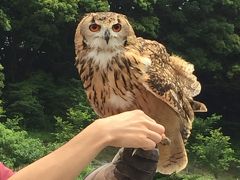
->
xmin=9 ymin=110 xmax=165 ymax=180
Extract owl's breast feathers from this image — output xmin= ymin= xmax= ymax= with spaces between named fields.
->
xmin=75 ymin=37 xmax=207 ymax=142
xmin=75 ymin=45 xmax=146 ymax=117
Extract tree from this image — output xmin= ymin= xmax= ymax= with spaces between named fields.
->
xmin=4 ymin=72 xmax=94 ymax=130
xmin=144 ymin=0 xmax=240 ymax=135
xmin=0 ymin=0 xmax=239 ymax=141
xmin=0 ymin=9 xmax=11 ymax=31
xmin=190 ymin=129 xmax=237 ymax=178
xmin=0 ymin=121 xmax=47 ymax=168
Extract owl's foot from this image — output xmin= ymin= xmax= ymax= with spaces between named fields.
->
xmin=160 ymin=136 xmax=171 ymax=146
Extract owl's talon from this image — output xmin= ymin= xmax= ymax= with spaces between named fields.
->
xmin=160 ymin=136 xmax=171 ymax=145
xmin=132 ymin=148 xmax=138 ymax=156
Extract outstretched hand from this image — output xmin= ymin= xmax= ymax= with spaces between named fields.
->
xmin=85 ymin=110 xmax=164 ymax=180
xmin=94 ymin=110 xmax=166 ymax=150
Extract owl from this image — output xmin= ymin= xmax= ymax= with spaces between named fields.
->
xmin=75 ymin=12 xmax=207 ymax=175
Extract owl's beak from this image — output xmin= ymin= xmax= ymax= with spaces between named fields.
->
xmin=104 ymin=30 xmax=110 ymax=44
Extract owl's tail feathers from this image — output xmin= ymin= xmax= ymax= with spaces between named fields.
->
xmin=157 ymin=131 xmax=188 ymax=175
xmin=191 ymin=100 xmax=207 ymax=112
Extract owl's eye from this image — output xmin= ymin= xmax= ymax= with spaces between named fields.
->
xmin=112 ymin=23 xmax=122 ymax=32
xmin=89 ymin=23 xmax=101 ymax=32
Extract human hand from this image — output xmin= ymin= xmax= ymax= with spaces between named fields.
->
xmin=93 ymin=110 xmax=165 ymax=150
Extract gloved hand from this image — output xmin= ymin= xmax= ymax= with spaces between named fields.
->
xmin=85 ymin=148 xmax=159 ymax=180
xmin=114 ymin=148 xmax=159 ymax=180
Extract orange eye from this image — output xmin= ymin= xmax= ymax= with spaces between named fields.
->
xmin=89 ymin=23 xmax=101 ymax=32
xmin=112 ymin=23 xmax=122 ymax=32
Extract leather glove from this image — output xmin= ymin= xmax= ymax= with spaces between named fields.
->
xmin=85 ymin=148 xmax=159 ymax=180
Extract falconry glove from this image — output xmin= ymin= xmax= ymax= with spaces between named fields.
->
xmin=84 ymin=148 xmax=159 ymax=180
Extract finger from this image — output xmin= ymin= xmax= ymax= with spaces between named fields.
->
xmin=146 ymin=122 xmax=165 ymax=135
xmin=142 ymin=138 xmax=156 ymax=150
xmin=146 ymin=130 xmax=162 ymax=144
xmin=133 ymin=109 xmax=156 ymax=123
xmin=141 ymin=113 xmax=156 ymax=123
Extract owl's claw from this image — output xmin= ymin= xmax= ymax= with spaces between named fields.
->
xmin=132 ymin=149 xmax=138 ymax=156
xmin=160 ymin=136 xmax=171 ymax=145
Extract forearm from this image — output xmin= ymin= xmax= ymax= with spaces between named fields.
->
xmin=9 ymin=122 xmax=108 ymax=180
xmin=9 ymin=110 xmax=165 ymax=180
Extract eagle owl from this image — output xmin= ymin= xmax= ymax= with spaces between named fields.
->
xmin=75 ymin=12 xmax=207 ymax=175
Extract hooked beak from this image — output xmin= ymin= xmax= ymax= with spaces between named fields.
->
xmin=104 ymin=30 xmax=110 ymax=44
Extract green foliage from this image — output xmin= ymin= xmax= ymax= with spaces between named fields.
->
xmin=77 ymin=164 xmax=95 ymax=179
xmin=190 ymin=129 xmax=238 ymax=177
xmin=0 ymin=122 xmax=46 ymax=168
xmin=186 ymin=115 xmax=239 ymax=177
xmin=155 ymin=0 xmax=240 ymax=87
xmin=53 ymin=116 xmax=76 ymax=144
xmin=4 ymin=72 xmax=92 ymax=130
xmin=0 ymin=9 xmax=11 ymax=31
xmin=78 ymin=0 xmax=109 ymax=12
xmin=188 ymin=114 xmax=222 ymax=143
xmin=0 ymin=64 xmax=5 ymax=117
xmin=67 ymin=106 xmax=95 ymax=129
xmin=110 ymin=0 xmax=160 ymax=39
xmin=5 ymin=72 xmax=47 ymax=129
xmin=0 ymin=100 xmax=4 ymax=118
xmin=227 ymin=64 xmax=240 ymax=79
xmin=133 ymin=0 xmax=157 ymax=11
xmin=130 ymin=16 xmax=160 ymax=38
xmin=154 ymin=172 xmax=214 ymax=180
xmin=0 ymin=0 xmax=80 ymax=49
xmin=199 ymin=18 xmax=240 ymax=55
xmin=4 ymin=116 xmax=24 ymax=131
xmin=52 ymin=106 xmax=95 ymax=144
xmin=38 ymin=0 xmax=80 ymax=23
xmin=0 ymin=64 xmax=4 ymax=93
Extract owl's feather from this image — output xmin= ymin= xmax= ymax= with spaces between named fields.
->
xmin=123 ymin=37 xmax=207 ymax=143
xmin=121 ymin=38 xmax=207 ymax=173
xmin=75 ymin=12 xmax=207 ymax=175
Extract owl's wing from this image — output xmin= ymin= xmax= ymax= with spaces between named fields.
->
xmin=136 ymin=38 xmax=207 ymax=142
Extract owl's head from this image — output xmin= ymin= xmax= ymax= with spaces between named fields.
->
xmin=75 ymin=12 xmax=136 ymax=52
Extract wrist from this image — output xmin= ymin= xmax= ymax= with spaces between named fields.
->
xmin=66 ymin=120 xmax=110 ymax=154
xmin=90 ymin=119 xmax=113 ymax=148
